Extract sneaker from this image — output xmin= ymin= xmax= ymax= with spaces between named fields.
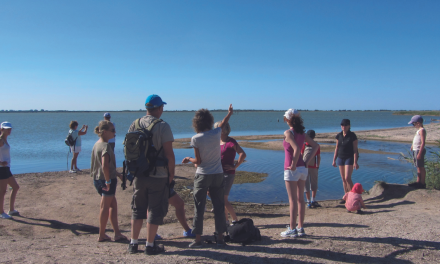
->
xmin=188 ymin=240 xmax=203 ymax=248
xmin=216 ymin=239 xmax=226 ymax=248
xmin=69 ymin=170 xmax=76 ymax=173
xmin=128 ymin=243 xmax=138 ymax=254
xmin=417 ymin=183 xmax=426 ymax=189
xmin=145 ymin=243 xmax=165 ymax=255
xmin=0 ymin=213 xmax=12 ymax=219
xmin=297 ymin=227 xmax=306 ymax=237
xmin=75 ymin=169 xmax=82 ymax=172
xmin=339 ymin=199 xmax=346 ymax=204
xmin=155 ymin=233 xmax=163 ymax=240
xmin=8 ymin=210 xmax=19 ymax=216
xmin=280 ymin=225 xmax=298 ymax=238
xmin=183 ymin=228 xmax=196 ymax=238
xmin=356 ymin=210 xmax=363 ymax=214
xmin=231 ymin=220 xmax=237 ymax=226
xmin=311 ymin=201 xmax=321 ymax=207
xmin=408 ymin=182 xmax=419 ymax=187
xmin=307 ymin=202 xmax=312 ymax=208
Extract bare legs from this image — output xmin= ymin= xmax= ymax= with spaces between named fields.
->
xmin=71 ymin=152 xmax=79 ymax=171
xmin=168 ymin=194 xmax=191 ymax=232
xmin=417 ymin=167 xmax=426 ymax=185
xmin=0 ymin=179 xmax=7 ymax=214
xmin=98 ymin=195 xmax=124 ymax=241
xmin=8 ymin=176 xmax=19 ymax=212
xmin=224 ymin=195 xmax=237 ymax=222
xmin=339 ymin=165 xmax=354 ymax=193
xmin=285 ymin=180 xmax=306 ymax=229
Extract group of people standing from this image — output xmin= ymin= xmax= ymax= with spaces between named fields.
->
xmin=0 ymin=94 xmax=428 ymax=256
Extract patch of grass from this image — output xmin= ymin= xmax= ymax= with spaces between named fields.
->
xmin=234 ymin=171 xmax=268 ymax=184
xmin=393 ymin=111 xmax=440 ymax=116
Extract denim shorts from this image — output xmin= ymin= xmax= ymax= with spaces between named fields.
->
xmin=0 ymin=167 xmax=12 ymax=180
xmin=94 ymin=178 xmax=117 ymax=196
xmin=336 ymin=157 xmax=354 ymax=166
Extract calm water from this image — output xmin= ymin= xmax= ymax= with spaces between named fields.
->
xmin=0 ymin=111 xmax=436 ymax=203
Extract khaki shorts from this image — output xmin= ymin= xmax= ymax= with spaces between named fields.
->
xmin=304 ymin=167 xmax=318 ymax=192
xmin=131 ymin=176 xmax=169 ymax=225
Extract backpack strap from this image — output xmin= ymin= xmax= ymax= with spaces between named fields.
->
xmin=146 ymin=119 xmax=163 ymax=132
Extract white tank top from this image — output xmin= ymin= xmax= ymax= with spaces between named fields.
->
xmin=0 ymin=139 xmax=11 ymax=167
xmin=412 ymin=128 xmax=425 ymax=151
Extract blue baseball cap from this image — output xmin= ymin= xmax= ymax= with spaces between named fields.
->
xmin=103 ymin=112 xmax=111 ymax=118
xmin=145 ymin=94 xmax=167 ymax=109
xmin=408 ymin=115 xmax=423 ymax=125
xmin=1 ymin=121 xmax=12 ymax=129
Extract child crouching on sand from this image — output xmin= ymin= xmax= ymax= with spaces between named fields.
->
xmin=91 ymin=120 xmax=127 ymax=242
xmin=343 ymin=183 xmax=367 ymax=214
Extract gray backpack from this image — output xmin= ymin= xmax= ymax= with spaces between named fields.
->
xmin=303 ymin=144 xmax=316 ymax=167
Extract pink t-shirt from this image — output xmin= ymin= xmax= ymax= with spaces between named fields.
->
xmin=283 ymin=129 xmax=305 ymax=170
xmin=343 ymin=192 xmax=363 ymax=211
xmin=221 ymin=138 xmax=238 ymax=174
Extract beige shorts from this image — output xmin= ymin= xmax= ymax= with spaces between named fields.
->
xmin=284 ymin=167 xmax=308 ymax=181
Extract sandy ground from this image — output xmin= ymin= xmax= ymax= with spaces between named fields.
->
xmin=1 ymin=165 xmax=439 ymax=263
xmin=173 ymin=123 xmax=440 ymax=152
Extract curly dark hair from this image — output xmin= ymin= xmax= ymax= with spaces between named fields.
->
xmin=192 ymin=109 xmax=214 ymax=133
xmin=288 ymin=116 xmax=305 ymax=134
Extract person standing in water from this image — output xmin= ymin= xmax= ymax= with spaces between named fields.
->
xmin=0 ymin=122 xmax=20 ymax=219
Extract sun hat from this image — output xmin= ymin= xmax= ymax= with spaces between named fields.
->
xmin=1 ymin=121 xmax=12 ymax=129
xmin=351 ymin=183 xmax=364 ymax=194
xmin=284 ymin=109 xmax=299 ymax=120
xmin=341 ymin=119 xmax=351 ymax=126
xmin=408 ymin=115 xmax=423 ymax=125
xmin=145 ymin=94 xmax=167 ymax=109
xmin=103 ymin=112 xmax=111 ymax=118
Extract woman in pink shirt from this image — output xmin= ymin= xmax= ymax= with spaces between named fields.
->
xmin=280 ymin=109 xmax=319 ymax=238
xmin=213 ymin=122 xmax=246 ymax=225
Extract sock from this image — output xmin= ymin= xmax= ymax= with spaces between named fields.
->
xmin=311 ymin=197 xmax=315 ymax=202
xmin=146 ymin=241 xmax=154 ymax=247
xmin=306 ymin=199 xmax=310 ymax=203
xmin=130 ymin=239 xmax=138 ymax=245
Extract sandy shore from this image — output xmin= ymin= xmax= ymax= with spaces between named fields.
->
xmin=174 ymin=123 xmax=440 ymax=152
xmin=1 ymin=165 xmax=439 ymax=263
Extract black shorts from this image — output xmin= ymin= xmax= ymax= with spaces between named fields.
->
xmin=94 ymin=178 xmax=117 ymax=196
xmin=0 ymin=167 xmax=12 ymax=180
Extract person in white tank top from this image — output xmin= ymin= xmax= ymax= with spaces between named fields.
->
xmin=0 ymin=121 xmax=20 ymax=219
xmin=408 ymin=115 xmax=426 ymax=189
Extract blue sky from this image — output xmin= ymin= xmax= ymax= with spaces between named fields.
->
xmin=1 ymin=0 xmax=439 ymax=111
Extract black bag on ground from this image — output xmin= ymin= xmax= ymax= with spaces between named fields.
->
xmin=224 ymin=218 xmax=261 ymax=246
xmin=122 ymin=118 xmax=165 ymax=180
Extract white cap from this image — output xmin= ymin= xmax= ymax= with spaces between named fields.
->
xmin=284 ymin=109 xmax=300 ymax=120
xmin=1 ymin=121 xmax=12 ymax=129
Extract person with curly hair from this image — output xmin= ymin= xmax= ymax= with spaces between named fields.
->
xmin=182 ymin=104 xmax=233 ymax=248
xmin=280 ymin=109 xmax=319 ymax=238
xmin=68 ymin=120 xmax=88 ymax=173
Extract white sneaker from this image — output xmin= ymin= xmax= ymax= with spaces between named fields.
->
xmin=69 ymin=170 xmax=77 ymax=173
xmin=280 ymin=225 xmax=298 ymax=237
xmin=0 ymin=212 xmax=12 ymax=219
xmin=297 ymin=227 xmax=306 ymax=237
xmin=8 ymin=210 xmax=19 ymax=216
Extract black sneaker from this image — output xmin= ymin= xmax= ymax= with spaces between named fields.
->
xmin=417 ymin=183 xmax=426 ymax=189
xmin=339 ymin=199 xmax=346 ymax=204
xmin=128 ymin=243 xmax=138 ymax=254
xmin=408 ymin=182 xmax=419 ymax=187
xmin=311 ymin=201 xmax=321 ymax=208
xmin=145 ymin=243 xmax=165 ymax=255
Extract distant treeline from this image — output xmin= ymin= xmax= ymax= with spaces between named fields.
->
xmin=392 ymin=111 xmax=440 ymax=116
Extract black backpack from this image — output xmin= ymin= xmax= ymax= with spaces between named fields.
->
xmin=65 ymin=131 xmax=77 ymax=148
xmin=224 ymin=218 xmax=261 ymax=246
xmin=123 ymin=118 xmax=166 ymax=180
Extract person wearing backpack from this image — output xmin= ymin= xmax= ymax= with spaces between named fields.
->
xmin=68 ymin=121 xmax=88 ymax=173
xmin=127 ymin=94 xmax=175 ymax=255
xmin=181 ymin=104 xmax=233 ymax=248
xmin=301 ymin=130 xmax=321 ymax=208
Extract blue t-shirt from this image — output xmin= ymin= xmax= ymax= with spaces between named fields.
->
xmin=69 ymin=129 xmax=81 ymax=147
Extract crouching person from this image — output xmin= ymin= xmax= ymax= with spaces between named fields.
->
xmin=127 ymin=95 xmax=175 ymax=255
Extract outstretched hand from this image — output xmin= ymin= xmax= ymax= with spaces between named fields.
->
xmin=228 ymin=104 xmax=233 ymax=115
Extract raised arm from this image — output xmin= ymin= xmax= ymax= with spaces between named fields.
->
xmin=216 ymin=104 xmax=233 ymax=129
xmin=78 ymin=125 xmax=88 ymax=135
xmin=163 ymin=141 xmax=175 ymax=183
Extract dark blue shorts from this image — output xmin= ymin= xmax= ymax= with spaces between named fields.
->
xmin=337 ymin=157 xmax=354 ymax=166
xmin=0 ymin=167 xmax=12 ymax=180
xmin=94 ymin=178 xmax=117 ymax=196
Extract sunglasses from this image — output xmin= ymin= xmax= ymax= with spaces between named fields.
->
xmin=108 ymin=129 xmax=115 ymax=132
